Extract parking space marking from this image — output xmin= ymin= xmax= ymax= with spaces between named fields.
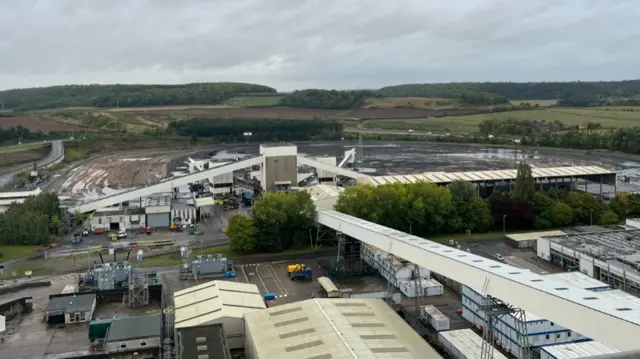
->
xmin=254 ymin=264 xmax=271 ymax=294
xmin=240 ymin=265 xmax=249 ymax=283
xmin=267 ymin=264 xmax=289 ymax=297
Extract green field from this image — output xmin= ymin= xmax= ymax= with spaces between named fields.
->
xmin=0 ymin=142 xmax=48 ymax=153
xmin=227 ymin=95 xmax=284 ymax=107
xmin=356 ymin=107 xmax=640 ymax=133
xmin=0 ymin=245 xmax=39 ymax=261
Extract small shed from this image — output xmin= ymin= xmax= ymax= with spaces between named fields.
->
xmin=105 ymin=315 xmax=162 ymax=356
xmin=46 ymin=294 xmax=96 ymax=325
xmin=506 ymin=230 xmax=565 ymax=249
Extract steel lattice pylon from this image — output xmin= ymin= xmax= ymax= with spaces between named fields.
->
xmin=479 ymin=278 xmax=530 ymax=359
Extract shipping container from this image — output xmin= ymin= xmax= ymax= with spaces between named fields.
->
xmin=439 ymin=329 xmax=507 ymax=359
xmin=539 ymin=341 xmax=620 ymax=359
xmin=421 ymin=305 xmax=450 ymax=331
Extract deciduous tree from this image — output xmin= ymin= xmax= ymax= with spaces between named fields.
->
xmin=513 ymin=161 xmax=535 ymax=202
xmin=227 ymin=215 xmax=257 ymax=253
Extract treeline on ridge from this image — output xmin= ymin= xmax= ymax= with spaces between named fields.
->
xmin=279 ymin=89 xmax=377 ymax=110
xmin=378 ymin=80 xmax=640 ymax=101
xmin=0 ymin=82 xmax=277 ymax=111
xmin=166 ymin=117 xmax=344 ymax=141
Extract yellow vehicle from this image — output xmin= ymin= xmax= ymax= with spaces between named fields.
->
xmin=287 ymin=264 xmax=307 ymax=274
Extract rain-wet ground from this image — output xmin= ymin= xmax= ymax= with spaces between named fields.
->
xmin=179 ymin=140 xmax=640 ymax=176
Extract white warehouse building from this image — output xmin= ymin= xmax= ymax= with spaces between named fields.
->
xmin=243 ymin=298 xmax=443 ymax=359
xmin=537 ymin=229 xmax=640 ymax=296
xmin=173 ymin=280 xmax=266 ymax=350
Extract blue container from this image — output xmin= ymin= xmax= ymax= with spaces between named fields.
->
xmin=264 ymin=293 xmax=276 ymax=301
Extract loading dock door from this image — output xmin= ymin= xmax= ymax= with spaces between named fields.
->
xmin=146 ymin=213 xmax=170 ymax=228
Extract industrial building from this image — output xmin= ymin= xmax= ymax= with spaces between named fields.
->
xmin=89 ymin=207 xmax=146 ymax=232
xmin=45 ymin=293 xmax=96 ymax=325
xmin=174 ymin=322 xmax=232 ymax=359
xmin=173 ymin=280 xmax=266 ymax=350
xmin=460 ymin=271 xmax=613 ymax=358
xmin=243 ymin=298 xmax=443 ymax=359
xmin=314 ymin=156 xmax=337 ymax=185
xmin=69 ymin=144 xmax=366 ymax=213
xmin=362 ymin=166 xmax=617 ymax=198
xmin=145 ymin=194 xmax=172 ymax=228
xmin=0 ymin=188 xmax=42 ymax=213
xmin=439 ymin=329 xmax=507 ymax=359
xmin=260 ymin=144 xmax=298 ymax=191
xmin=104 ymin=315 xmax=162 ymax=358
xmin=505 ymin=230 xmax=565 ymax=249
xmin=461 ymin=284 xmax=589 ymax=358
xmin=538 ymin=341 xmax=620 ymax=359
xmin=314 ymin=209 xmax=640 ymax=351
xmin=536 ymin=229 xmax=640 ymax=296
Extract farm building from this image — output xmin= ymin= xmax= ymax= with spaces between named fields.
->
xmin=173 ymin=280 xmax=265 ymax=350
xmin=243 ymin=298 xmax=442 ymax=359
xmin=45 ymin=294 xmax=96 ymax=325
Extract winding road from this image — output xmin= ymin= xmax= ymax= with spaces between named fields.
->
xmin=0 ymin=140 xmax=65 ymax=188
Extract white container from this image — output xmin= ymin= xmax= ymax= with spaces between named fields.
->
xmin=425 ymin=278 xmax=444 ymax=296
xmin=439 ymin=329 xmax=508 ymax=359
xmin=421 ymin=305 xmax=450 ymax=331
xmin=539 ymin=341 xmax=620 ymax=359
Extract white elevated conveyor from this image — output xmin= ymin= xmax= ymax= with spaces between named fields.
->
xmin=297 ymin=155 xmax=369 ymax=180
xmin=316 ymin=210 xmax=640 ymax=351
xmin=69 ymin=156 xmax=262 ymax=213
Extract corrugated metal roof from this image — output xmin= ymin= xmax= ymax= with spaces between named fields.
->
xmin=540 ymin=341 xmax=620 ymax=358
xmin=106 ymin=315 xmax=162 ymax=342
xmin=544 ymin=272 xmax=611 ymax=291
xmin=0 ymin=188 xmax=41 ymax=199
xmin=243 ymin=298 xmax=442 ymax=359
xmin=173 ymin=280 xmax=265 ymax=329
xmin=46 ymin=294 xmax=96 ymax=314
xmin=439 ymin=329 xmax=507 ymax=359
xmin=366 ymin=166 xmax=615 ymax=186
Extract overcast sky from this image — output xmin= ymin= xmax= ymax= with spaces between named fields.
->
xmin=1 ymin=0 xmax=638 ymax=91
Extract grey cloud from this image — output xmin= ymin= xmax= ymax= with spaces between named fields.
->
xmin=0 ymin=0 xmax=638 ymax=91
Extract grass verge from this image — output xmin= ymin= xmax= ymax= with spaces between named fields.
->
xmin=0 ymin=245 xmax=40 ymax=262
xmin=139 ymin=245 xmax=318 ymax=268
xmin=0 ymin=142 xmax=48 ymax=153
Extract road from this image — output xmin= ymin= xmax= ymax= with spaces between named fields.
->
xmin=0 ymin=140 xmax=65 ymax=188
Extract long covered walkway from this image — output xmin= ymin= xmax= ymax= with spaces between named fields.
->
xmin=316 ymin=209 xmax=640 ymax=351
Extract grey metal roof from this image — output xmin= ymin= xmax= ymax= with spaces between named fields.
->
xmin=177 ymin=322 xmax=232 ymax=359
xmin=106 ymin=315 xmax=162 ymax=342
xmin=46 ymin=294 xmax=96 ymax=313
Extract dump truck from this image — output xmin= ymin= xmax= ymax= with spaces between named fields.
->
xmin=289 ymin=264 xmax=312 ymax=281
xmin=287 ymin=264 xmax=306 ymax=274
